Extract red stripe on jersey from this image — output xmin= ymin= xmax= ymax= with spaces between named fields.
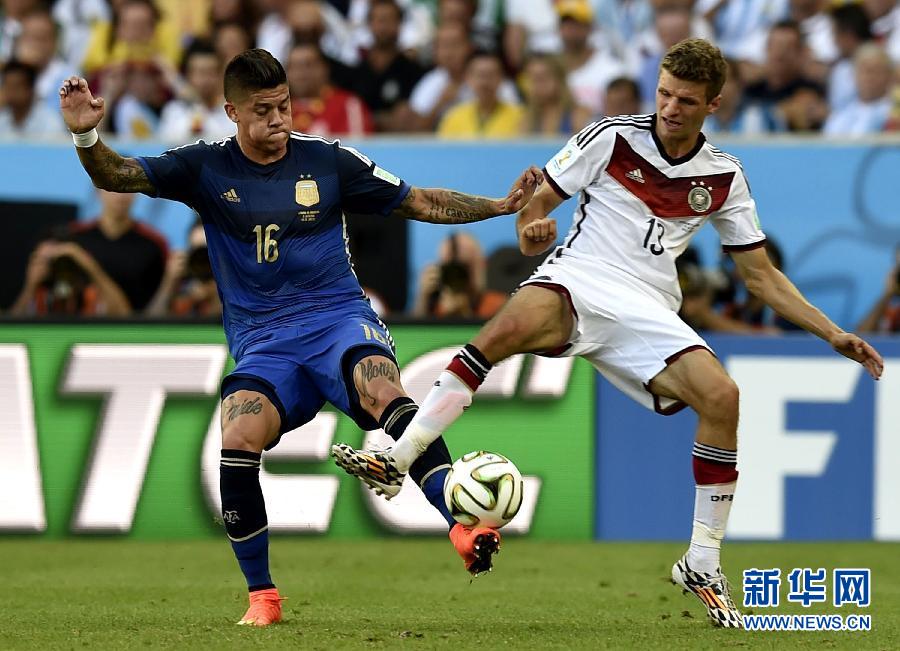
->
xmin=605 ymin=134 xmax=735 ymax=219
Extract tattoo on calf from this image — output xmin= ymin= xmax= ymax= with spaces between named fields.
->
xmin=224 ymin=396 xmax=263 ymax=421
xmin=354 ymin=359 xmax=397 ymax=407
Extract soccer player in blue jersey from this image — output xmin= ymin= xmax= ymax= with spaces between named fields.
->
xmin=59 ymin=49 xmax=540 ymax=627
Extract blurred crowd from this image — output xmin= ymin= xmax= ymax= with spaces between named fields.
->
xmin=2 ymin=0 xmax=900 ymax=139
xmin=2 ymin=0 xmax=899 ymax=329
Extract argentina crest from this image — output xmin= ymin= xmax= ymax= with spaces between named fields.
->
xmin=295 ymin=178 xmax=319 ymax=207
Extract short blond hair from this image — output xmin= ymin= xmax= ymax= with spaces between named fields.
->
xmin=660 ymin=38 xmax=727 ymax=101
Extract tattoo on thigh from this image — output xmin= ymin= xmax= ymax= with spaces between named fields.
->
xmin=355 ymin=359 xmax=397 ymax=407
xmin=224 ymin=396 xmax=263 ymax=421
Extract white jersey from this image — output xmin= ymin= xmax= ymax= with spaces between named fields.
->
xmin=542 ymin=114 xmax=765 ymax=308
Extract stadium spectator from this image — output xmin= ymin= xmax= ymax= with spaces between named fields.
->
xmin=857 ymin=247 xmax=900 ymax=333
xmin=636 ymin=5 xmax=694 ymax=112
xmin=603 ymin=75 xmax=641 ymax=117
xmin=146 ymin=219 xmax=222 ymax=317
xmin=824 ymin=42 xmax=892 ymax=135
xmin=69 ymin=189 xmax=168 ymax=312
xmin=790 ymin=0 xmax=838 ymax=69
xmin=677 ymin=247 xmax=768 ymax=334
xmin=110 ymin=61 xmax=171 ymax=137
xmin=81 ymin=0 xmax=181 ymax=75
xmin=557 ymin=0 xmax=629 ymax=115
xmin=51 ymin=0 xmax=109 ymax=71
xmin=209 ymin=0 xmax=261 ymax=32
xmin=829 ymin=2 xmax=873 ymax=112
xmin=703 ymin=58 xmax=765 ymax=134
xmin=256 ymin=0 xmax=357 ymax=68
xmin=158 ymin=41 xmax=234 ymax=141
xmin=713 ymin=239 xmax=800 ymax=331
xmin=212 ymin=21 xmax=253 ymax=67
xmin=437 ymin=51 xmax=524 ymax=138
xmin=591 ymin=0 xmax=654 ymax=50
xmin=413 ymin=231 xmax=506 ymax=318
xmin=409 ymin=20 xmax=518 ymax=131
xmin=519 ymin=54 xmax=591 ymax=136
xmin=436 ymin=0 xmax=500 ymax=53
xmin=349 ymin=0 xmax=424 ymax=132
xmin=0 ymin=59 xmax=66 ymax=136
xmin=287 ymin=42 xmax=373 ymax=136
xmin=0 ymin=0 xmax=41 ymax=61
xmin=157 ymin=0 xmax=210 ymax=43
xmin=743 ymin=20 xmax=828 ymax=131
xmin=12 ymin=10 xmax=69 ymax=112
xmin=696 ymin=0 xmax=784 ymax=64
xmin=344 ymin=0 xmax=435 ymax=58
xmin=503 ymin=0 xmax=561 ymax=73
xmin=862 ymin=0 xmax=900 ymax=63
xmin=11 ymin=235 xmax=131 ymax=316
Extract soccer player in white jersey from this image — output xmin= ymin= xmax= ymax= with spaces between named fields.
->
xmin=332 ymin=38 xmax=885 ymax=628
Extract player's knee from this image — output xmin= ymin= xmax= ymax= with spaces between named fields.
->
xmin=700 ymin=379 xmax=740 ymax=421
xmin=480 ymin=313 xmax=530 ymax=355
xmin=222 ymin=422 xmax=269 ymax=453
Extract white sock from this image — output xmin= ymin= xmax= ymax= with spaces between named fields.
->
xmin=686 ymin=480 xmax=736 ymax=574
xmin=391 ymin=371 xmax=473 ymax=472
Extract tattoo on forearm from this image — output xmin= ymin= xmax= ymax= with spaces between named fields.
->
xmin=224 ymin=396 xmax=263 ymax=421
xmin=354 ymin=359 xmax=397 ymax=407
xmin=76 ymin=139 xmax=154 ymax=193
xmin=397 ymin=187 xmax=498 ymax=224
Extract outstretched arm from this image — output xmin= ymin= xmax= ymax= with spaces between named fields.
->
xmin=732 ymin=246 xmax=884 ymax=379
xmin=395 ymin=166 xmax=542 ymax=224
xmin=59 ymin=76 xmax=155 ymax=194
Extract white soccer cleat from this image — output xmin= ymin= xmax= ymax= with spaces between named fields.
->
xmin=672 ymin=554 xmax=744 ymax=628
xmin=330 ymin=443 xmax=405 ymax=499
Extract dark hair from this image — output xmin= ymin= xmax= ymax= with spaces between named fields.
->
xmin=1 ymin=59 xmax=37 ymax=86
xmin=660 ymin=38 xmax=727 ymax=101
xmin=770 ymin=19 xmax=804 ymax=43
xmin=466 ymin=49 xmax=502 ymax=67
xmin=180 ymin=39 xmax=219 ymax=76
xmin=223 ymin=48 xmax=286 ymax=101
xmin=831 ymin=3 xmax=872 ymax=42
xmin=108 ymin=0 xmax=161 ymax=54
xmin=368 ymin=0 xmax=404 ymax=22
xmin=606 ymin=76 xmax=640 ymax=100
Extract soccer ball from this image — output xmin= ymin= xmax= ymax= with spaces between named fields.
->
xmin=444 ymin=451 xmax=523 ymax=528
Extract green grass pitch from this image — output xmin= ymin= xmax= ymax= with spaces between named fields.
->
xmin=1 ymin=540 xmax=896 ymax=650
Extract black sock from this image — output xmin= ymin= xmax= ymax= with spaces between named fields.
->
xmin=380 ymin=397 xmax=455 ymax=528
xmin=220 ymin=449 xmax=274 ymax=591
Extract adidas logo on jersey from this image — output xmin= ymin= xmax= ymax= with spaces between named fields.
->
xmin=626 ymin=168 xmax=645 ymax=184
xmin=221 ymin=188 xmax=241 ymax=203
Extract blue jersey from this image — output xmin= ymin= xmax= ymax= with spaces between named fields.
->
xmin=136 ymin=132 xmax=410 ymax=355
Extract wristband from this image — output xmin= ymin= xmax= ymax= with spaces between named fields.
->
xmin=72 ymin=128 xmax=99 ymax=148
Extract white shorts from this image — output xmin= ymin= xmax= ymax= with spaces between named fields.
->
xmin=522 ymin=256 xmax=712 ymax=414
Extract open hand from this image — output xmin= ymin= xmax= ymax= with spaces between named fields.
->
xmin=495 ymin=166 xmax=543 ymax=215
xmin=59 ymin=76 xmax=105 ymax=133
xmin=830 ymin=332 xmax=884 ymax=380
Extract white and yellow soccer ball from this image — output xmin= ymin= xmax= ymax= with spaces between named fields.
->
xmin=444 ymin=451 xmax=523 ymax=528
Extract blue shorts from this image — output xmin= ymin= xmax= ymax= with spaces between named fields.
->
xmin=220 ymin=303 xmax=395 ymax=447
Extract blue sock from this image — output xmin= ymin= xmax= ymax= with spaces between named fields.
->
xmin=380 ymin=397 xmax=456 ymax=529
xmin=220 ymin=449 xmax=274 ymax=591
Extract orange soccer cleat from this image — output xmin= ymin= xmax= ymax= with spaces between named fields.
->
xmin=449 ymin=523 xmax=501 ymax=576
xmin=237 ymin=587 xmax=284 ymax=626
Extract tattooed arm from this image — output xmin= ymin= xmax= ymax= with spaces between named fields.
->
xmin=59 ymin=76 xmax=156 ymax=194
xmin=395 ymin=166 xmax=543 ymax=224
